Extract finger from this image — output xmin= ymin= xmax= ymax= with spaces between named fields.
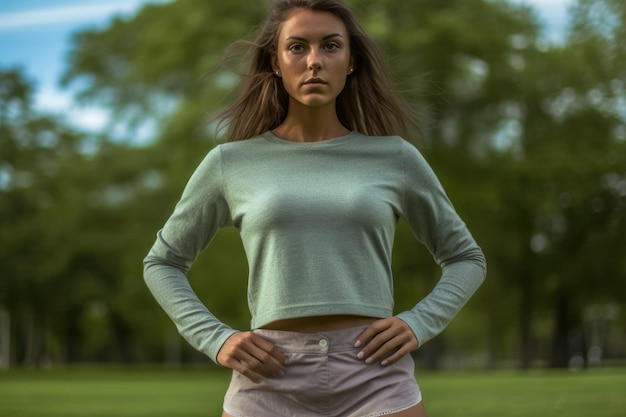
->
xmin=356 ymin=318 xmax=418 ymax=364
xmin=231 ymin=356 xmax=265 ymax=383
xmin=356 ymin=320 xmax=398 ymax=358
xmin=380 ymin=343 xmax=414 ymax=366
xmin=217 ymin=333 xmax=285 ymax=380
xmin=227 ymin=352 xmax=280 ymax=383
xmin=217 ymin=344 xmax=265 ymax=383
xmin=241 ymin=337 xmax=286 ymax=378
xmin=354 ymin=319 xmax=391 ymax=348
xmin=359 ymin=327 xmax=401 ymax=363
xmin=251 ymin=333 xmax=287 ymax=366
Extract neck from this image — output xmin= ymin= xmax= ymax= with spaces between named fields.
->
xmin=273 ymin=100 xmax=349 ymax=142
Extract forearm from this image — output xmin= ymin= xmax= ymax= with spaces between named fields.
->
xmin=396 ymin=259 xmax=485 ymax=347
xmin=143 ymin=258 xmax=237 ymax=363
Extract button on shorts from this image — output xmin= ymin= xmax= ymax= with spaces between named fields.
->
xmin=223 ymin=325 xmax=422 ymax=417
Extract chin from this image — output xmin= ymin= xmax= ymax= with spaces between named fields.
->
xmin=299 ymin=97 xmax=335 ymax=108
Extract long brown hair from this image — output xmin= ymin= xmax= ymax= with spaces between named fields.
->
xmin=211 ymin=0 xmax=421 ymax=142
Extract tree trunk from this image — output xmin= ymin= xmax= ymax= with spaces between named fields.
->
xmin=110 ymin=313 xmax=133 ymax=364
xmin=485 ymin=317 xmax=499 ymax=369
xmin=22 ymin=308 xmax=44 ymax=367
xmin=550 ymin=291 xmax=571 ymax=368
xmin=519 ymin=263 xmax=533 ymax=370
xmin=0 ymin=307 xmax=10 ymax=369
xmin=63 ymin=308 xmax=81 ymax=364
xmin=419 ymin=337 xmax=443 ymax=370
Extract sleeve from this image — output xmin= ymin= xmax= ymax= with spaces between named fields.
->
xmin=143 ymin=146 xmax=238 ymax=364
xmin=395 ymin=142 xmax=487 ymax=347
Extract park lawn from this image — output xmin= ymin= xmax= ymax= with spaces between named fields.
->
xmin=420 ymin=369 xmax=625 ymax=417
xmin=1 ymin=367 xmax=624 ymax=416
xmin=0 ymin=367 xmax=231 ymax=417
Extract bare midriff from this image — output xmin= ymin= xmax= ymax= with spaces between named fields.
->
xmin=259 ymin=315 xmax=378 ymax=333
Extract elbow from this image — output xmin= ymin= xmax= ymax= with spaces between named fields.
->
xmin=143 ymin=253 xmax=191 ymax=285
xmin=441 ymin=245 xmax=487 ymax=283
xmin=143 ymin=255 xmax=157 ymax=287
xmin=471 ymin=246 xmax=487 ymax=283
xmin=476 ymin=247 xmax=487 ymax=278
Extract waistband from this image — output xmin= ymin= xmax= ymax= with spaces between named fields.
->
xmin=253 ymin=325 xmax=369 ymax=354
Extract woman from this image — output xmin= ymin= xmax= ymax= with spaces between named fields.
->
xmin=143 ymin=0 xmax=486 ymax=416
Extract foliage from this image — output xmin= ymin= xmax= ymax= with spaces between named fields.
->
xmin=1 ymin=0 xmax=625 ymax=368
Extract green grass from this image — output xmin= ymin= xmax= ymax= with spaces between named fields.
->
xmin=421 ymin=369 xmax=625 ymax=416
xmin=0 ymin=367 xmax=231 ymax=417
xmin=1 ymin=367 xmax=624 ymax=416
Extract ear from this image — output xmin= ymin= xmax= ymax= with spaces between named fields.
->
xmin=272 ymin=56 xmax=281 ymax=76
xmin=348 ymin=56 xmax=355 ymax=74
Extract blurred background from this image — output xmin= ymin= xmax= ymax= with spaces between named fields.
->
xmin=1 ymin=0 xmax=624 ymax=372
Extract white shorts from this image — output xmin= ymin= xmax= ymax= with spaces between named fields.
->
xmin=223 ymin=325 xmax=422 ymax=417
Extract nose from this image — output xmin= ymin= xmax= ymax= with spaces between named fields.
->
xmin=307 ymin=49 xmax=322 ymax=71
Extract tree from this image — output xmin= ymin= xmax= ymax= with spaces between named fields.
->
xmin=48 ymin=0 xmax=626 ymax=368
xmin=0 ymin=68 xmax=87 ymax=365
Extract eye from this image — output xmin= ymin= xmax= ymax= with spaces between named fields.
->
xmin=288 ymin=44 xmax=305 ymax=53
xmin=324 ymin=42 xmax=340 ymax=51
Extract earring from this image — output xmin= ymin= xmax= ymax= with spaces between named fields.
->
xmin=275 ymin=70 xmax=280 ymax=76
xmin=348 ymin=67 xmax=354 ymax=74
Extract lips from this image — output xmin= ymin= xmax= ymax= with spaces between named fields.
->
xmin=303 ymin=78 xmax=327 ymax=85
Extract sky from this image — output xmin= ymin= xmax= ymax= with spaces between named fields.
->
xmin=0 ymin=0 xmax=574 ymax=133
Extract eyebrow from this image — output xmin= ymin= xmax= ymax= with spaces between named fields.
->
xmin=285 ymin=33 xmax=345 ymax=42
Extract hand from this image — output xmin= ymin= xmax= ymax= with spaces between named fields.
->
xmin=354 ymin=317 xmax=418 ymax=366
xmin=217 ymin=331 xmax=286 ymax=382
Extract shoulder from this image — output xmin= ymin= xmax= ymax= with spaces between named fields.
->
xmin=198 ymin=135 xmax=267 ymax=167
xmin=355 ymin=133 xmax=439 ymax=185
xmin=213 ymin=134 xmax=264 ymax=150
xmin=356 ymin=133 xmax=425 ymax=162
xmin=356 ymin=133 xmax=416 ymax=149
xmin=189 ymin=135 xmax=265 ymax=181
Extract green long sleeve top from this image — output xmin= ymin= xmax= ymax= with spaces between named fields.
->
xmin=143 ymin=131 xmax=486 ymax=364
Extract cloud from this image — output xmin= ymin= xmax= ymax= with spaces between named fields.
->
xmin=0 ymin=2 xmax=141 ymax=31
xmin=36 ymin=86 xmax=109 ymax=131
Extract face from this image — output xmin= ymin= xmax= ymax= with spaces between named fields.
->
xmin=273 ymin=8 xmax=354 ymax=110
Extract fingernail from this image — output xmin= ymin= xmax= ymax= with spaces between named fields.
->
xmin=381 ymin=360 xmax=388 ymax=366
xmin=365 ymin=357 xmax=373 ymax=364
xmin=357 ymin=351 xmax=364 ymax=359
xmin=354 ymin=340 xmax=362 ymax=348
xmin=279 ymin=370 xmax=285 ymax=377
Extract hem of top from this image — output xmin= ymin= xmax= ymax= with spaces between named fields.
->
xmin=261 ymin=130 xmax=360 ymax=147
